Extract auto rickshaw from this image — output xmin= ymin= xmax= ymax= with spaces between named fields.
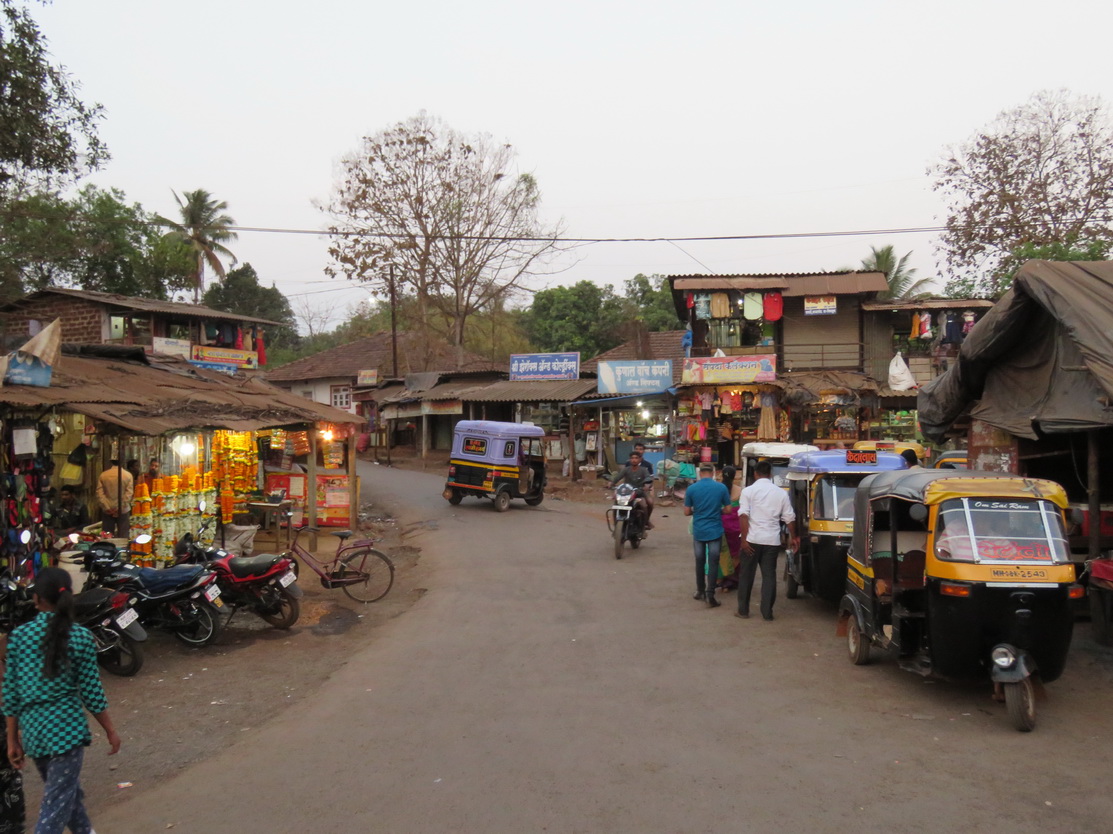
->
xmin=739 ymin=442 xmax=818 ymax=490
xmin=443 ymin=421 xmax=547 ymax=512
xmin=852 ymin=439 xmax=929 ymax=465
xmin=932 ymin=449 xmax=969 ymax=469
xmin=784 ymin=449 xmax=907 ymax=602
xmin=838 ymin=469 xmax=1083 ymax=732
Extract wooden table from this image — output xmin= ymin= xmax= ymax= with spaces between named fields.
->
xmin=246 ymin=500 xmax=293 ymax=549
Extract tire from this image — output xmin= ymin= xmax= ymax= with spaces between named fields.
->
xmin=524 ymin=493 xmax=543 ymax=506
xmin=493 ymin=490 xmax=511 ymax=512
xmin=613 ymin=521 xmax=624 ymax=560
xmin=257 ymin=587 xmax=300 ymax=629
xmin=1005 ymin=678 xmax=1037 ymax=732
xmin=340 ymin=549 xmax=395 ymax=603
xmin=173 ymin=599 xmax=224 ymax=647
xmin=785 ymin=572 xmax=800 ymax=600
xmin=448 ymin=490 xmax=463 ymax=506
xmin=95 ymin=630 xmax=144 ymax=677
xmin=847 ymin=615 xmax=870 ymax=665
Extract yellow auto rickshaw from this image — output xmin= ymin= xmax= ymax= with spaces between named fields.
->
xmin=443 ymin=421 xmax=547 ymax=512
xmin=838 ymin=469 xmax=1084 ymax=732
xmin=853 ymin=439 xmax=929 ymax=465
xmin=784 ymin=449 xmax=908 ymax=602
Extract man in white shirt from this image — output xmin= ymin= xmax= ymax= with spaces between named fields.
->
xmin=736 ymin=461 xmax=798 ymax=621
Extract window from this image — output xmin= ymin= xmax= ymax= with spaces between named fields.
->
xmin=935 ymin=498 xmax=1069 ymax=563
xmin=300 ymin=390 xmax=313 ymax=400
xmin=813 ymin=474 xmax=863 ymax=520
xmin=330 ymin=385 xmax=352 ymax=410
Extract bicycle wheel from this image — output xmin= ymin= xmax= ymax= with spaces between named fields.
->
xmin=340 ymin=549 xmax=395 ymax=603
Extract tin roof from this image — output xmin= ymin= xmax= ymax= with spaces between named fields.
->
xmin=1 ymin=288 xmax=284 ymax=327
xmin=861 ymin=298 xmax=996 ymax=312
xmin=450 ymin=379 xmax=598 ymax=403
xmin=670 ymin=271 xmax=888 ymax=297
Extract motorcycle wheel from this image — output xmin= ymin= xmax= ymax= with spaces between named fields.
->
xmin=96 ymin=631 xmax=144 ymax=677
xmin=258 ymin=587 xmax=301 ymax=629
xmin=613 ymin=522 xmax=624 ymax=559
xmin=173 ymin=600 xmax=224 ymax=647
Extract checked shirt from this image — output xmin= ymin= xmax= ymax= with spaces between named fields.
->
xmin=2 ymin=613 xmax=108 ymax=758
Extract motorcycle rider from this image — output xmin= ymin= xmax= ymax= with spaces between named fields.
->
xmin=632 ymin=443 xmax=656 ymax=529
xmin=609 ymin=451 xmax=653 ymax=530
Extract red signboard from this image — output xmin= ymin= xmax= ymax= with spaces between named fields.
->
xmin=846 ymin=450 xmax=877 ymax=465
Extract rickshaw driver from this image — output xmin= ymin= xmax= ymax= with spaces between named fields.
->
xmin=935 ymin=508 xmax=975 ymax=560
xmin=610 ymin=451 xmax=654 ymax=529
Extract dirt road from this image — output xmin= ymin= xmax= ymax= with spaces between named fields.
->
xmin=71 ymin=462 xmax=1113 ymax=832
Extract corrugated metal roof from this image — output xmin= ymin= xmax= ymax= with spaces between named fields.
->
xmin=670 ymin=271 xmax=888 ymax=296
xmin=453 ymin=379 xmax=598 ymax=402
xmin=861 ymin=298 xmax=996 ymax=311
xmin=1 ymin=288 xmax=284 ymax=326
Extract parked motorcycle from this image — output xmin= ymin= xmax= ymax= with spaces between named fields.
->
xmin=73 ymin=586 xmax=148 ymax=676
xmin=174 ymin=514 xmax=302 ymax=630
xmin=606 ymin=483 xmax=648 ymax=559
xmin=83 ymin=536 xmax=225 ymax=648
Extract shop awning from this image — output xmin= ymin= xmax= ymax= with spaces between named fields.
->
xmin=569 ymin=390 xmax=676 ymax=407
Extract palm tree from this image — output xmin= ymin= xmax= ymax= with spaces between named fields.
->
xmin=157 ymin=190 xmax=238 ymax=302
xmin=860 ymin=245 xmax=933 ymax=300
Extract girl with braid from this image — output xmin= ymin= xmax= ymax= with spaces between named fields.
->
xmin=3 ymin=568 xmax=120 ymax=834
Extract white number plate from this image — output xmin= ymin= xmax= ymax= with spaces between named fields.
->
xmin=116 ymin=607 xmax=138 ymax=629
xmin=204 ymin=585 xmax=221 ymax=602
xmin=279 ymin=570 xmax=296 ymax=588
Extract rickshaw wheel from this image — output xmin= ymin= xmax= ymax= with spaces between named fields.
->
xmin=525 ymin=494 xmax=543 ymax=506
xmin=448 ymin=490 xmax=463 ymax=505
xmin=846 ymin=616 xmax=870 ymax=665
xmin=1004 ymin=679 xmax=1036 ymax=732
xmin=613 ymin=522 xmax=624 ymax=559
xmin=785 ymin=572 xmax=800 ymax=600
xmin=493 ymin=490 xmax=511 ymax=512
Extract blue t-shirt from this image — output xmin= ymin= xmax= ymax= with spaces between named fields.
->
xmin=684 ymin=478 xmax=731 ymax=541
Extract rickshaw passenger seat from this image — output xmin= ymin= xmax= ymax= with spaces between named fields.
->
xmin=897 ymin=547 xmax=927 ymax=590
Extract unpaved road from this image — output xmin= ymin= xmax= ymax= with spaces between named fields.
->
xmin=68 ymin=463 xmax=1113 ymax=831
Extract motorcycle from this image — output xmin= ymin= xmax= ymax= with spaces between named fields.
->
xmin=73 ymin=585 xmax=148 ymax=676
xmin=82 ymin=536 xmax=225 ymax=648
xmin=606 ymin=483 xmax=648 ymax=560
xmin=173 ymin=514 xmax=302 ymax=630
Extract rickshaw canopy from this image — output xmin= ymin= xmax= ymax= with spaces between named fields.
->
xmin=450 ymin=420 xmax=546 ymax=465
xmin=787 ymin=449 xmax=907 ymax=479
xmin=740 ymin=442 xmax=818 ymax=460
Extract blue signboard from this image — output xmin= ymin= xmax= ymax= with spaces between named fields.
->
xmin=509 ymin=352 xmax=580 ymax=381
xmin=3 ymin=352 xmax=53 ymax=387
xmin=188 ymin=360 xmax=239 ymax=376
xmin=597 ymin=360 xmax=673 ymax=394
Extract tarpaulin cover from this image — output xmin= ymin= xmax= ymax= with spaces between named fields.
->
xmin=919 ymin=261 xmax=1113 ymax=441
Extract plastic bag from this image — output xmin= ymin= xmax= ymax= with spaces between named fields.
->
xmin=888 ymin=351 xmax=917 ymax=391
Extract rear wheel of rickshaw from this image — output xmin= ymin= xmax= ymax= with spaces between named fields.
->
xmin=493 ymin=490 xmax=511 ymax=512
xmin=613 ymin=522 xmax=624 ymax=559
xmin=525 ymin=493 xmax=543 ymax=506
xmin=1004 ymin=678 xmax=1036 ymax=732
xmin=846 ymin=616 xmax=870 ymax=665
xmin=448 ymin=489 xmax=463 ymax=505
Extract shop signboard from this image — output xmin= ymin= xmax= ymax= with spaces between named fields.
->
xmin=681 ymin=355 xmax=776 ymax=385
xmin=597 ymin=360 xmax=673 ymax=394
xmin=509 ymin=352 xmax=580 ymax=381
xmin=421 ymin=399 xmax=463 ymax=415
xmin=804 ymin=296 xmax=837 ymax=316
xmin=191 ymin=345 xmax=258 ymax=369
xmin=382 ymin=403 xmax=423 ymax=420
xmin=188 ymin=360 xmax=238 ymax=376
xmin=264 ymin=473 xmax=351 ymax=527
xmin=3 ymin=352 xmax=52 ymax=387
xmin=357 ymin=369 xmax=378 ymax=386
xmin=152 ymin=336 xmax=193 ymax=358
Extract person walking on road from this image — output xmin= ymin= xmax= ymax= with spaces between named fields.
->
xmin=3 ymin=567 xmax=121 ymax=834
xmin=718 ymin=466 xmax=743 ymax=592
xmin=684 ymin=462 xmax=732 ymax=609
xmin=736 ymin=461 xmax=798 ymax=621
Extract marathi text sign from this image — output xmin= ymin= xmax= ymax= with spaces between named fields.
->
xmin=152 ymin=336 xmax=192 ymax=358
xmin=804 ymin=296 xmax=837 ymax=315
xmin=509 ymin=352 xmax=580 ymax=381
xmin=192 ymin=345 xmax=258 ymax=369
xmin=681 ymin=355 xmax=776 ymax=385
xmin=597 ymin=360 xmax=673 ymax=394
xmin=357 ymin=369 xmax=378 ymax=386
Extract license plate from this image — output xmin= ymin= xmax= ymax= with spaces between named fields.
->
xmin=279 ymin=570 xmax=296 ymax=588
xmin=204 ymin=585 xmax=221 ymax=602
xmin=116 ymin=607 xmax=138 ymax=629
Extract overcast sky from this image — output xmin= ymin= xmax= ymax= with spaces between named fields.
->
xmin=34 ymin=0 xmax=1113 ymax=328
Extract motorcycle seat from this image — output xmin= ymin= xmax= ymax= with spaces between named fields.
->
xmin=228 ymin=554 xmax=283 ymax=578
xmin=73 ymin=587 xmax=116 ymax=616
xmin=137 ymin=565 xmax=205 ymax=594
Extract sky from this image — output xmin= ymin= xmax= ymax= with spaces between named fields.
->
xmin=32 ymin=0 xmax=1113 ymax=329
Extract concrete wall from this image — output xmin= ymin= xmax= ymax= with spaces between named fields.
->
xmin=968 ymin=418 xmax=1019 ymax=473
xmin=273 ymin=377 xmax=357 ymax=413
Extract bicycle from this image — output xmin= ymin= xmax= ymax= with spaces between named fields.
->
xmin=283 ymin=524 xmax=395 ymax=604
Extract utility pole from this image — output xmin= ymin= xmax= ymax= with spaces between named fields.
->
xmin=389 ymin=264 xmax=398 ymax=379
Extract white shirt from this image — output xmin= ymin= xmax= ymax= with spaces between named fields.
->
xmin=738 ymin=478 xmax=795 ymax=546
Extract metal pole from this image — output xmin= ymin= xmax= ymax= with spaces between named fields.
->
xmin=389 ymin=264 xmax=399 ymax=380
xmin=1089 ymin=429 xmax=1101 ymax=562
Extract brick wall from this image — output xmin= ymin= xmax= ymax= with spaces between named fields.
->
xmin=3 ymin=298 xmax=105 ymax=344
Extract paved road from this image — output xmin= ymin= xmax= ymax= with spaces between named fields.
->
xmin=96 ymin=463 xmax=1113 ymax=832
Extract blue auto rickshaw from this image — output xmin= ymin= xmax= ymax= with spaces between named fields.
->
xmin=443 ymin=420 xmax=547 ymax=512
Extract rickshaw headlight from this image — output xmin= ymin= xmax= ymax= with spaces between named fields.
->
xmin=991 ymin=646 xmax=1016 ymax=669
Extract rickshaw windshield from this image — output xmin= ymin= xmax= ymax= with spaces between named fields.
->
xmin=771 ymin=464 xmax=791 ymax=489
xmin=935 ymin=498 xmax=1069 ymax=564
xmin=813 ymin=475 xmax=862 ymax=520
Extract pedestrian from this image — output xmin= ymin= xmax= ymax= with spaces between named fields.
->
xmin=3 ymin=567 xmax=121 ymax=834
xmin=718 ymin=466 xmax=743 ymax=592
xmin=49 ymin=487 xmax=89 ymax=538
xmin=684 ymin=462 xmax=732 ymax=608
xmin=0 ymin=636 xmax=24 ymax=834
xmin=138 ymin=458 xmax=160 ymax=493
xmin=95 ymin=459 xmax=133 ymax=539
xmin=736 ymin=460 xmax=798 ymax=621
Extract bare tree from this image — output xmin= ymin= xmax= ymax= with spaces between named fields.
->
xmin=931 ymin=90 xmax=1113 ymax=297
xmin=292 ymin=297 xmax=334 ymax=338
xmin=319 ymin=113 xmax=563 ymax=367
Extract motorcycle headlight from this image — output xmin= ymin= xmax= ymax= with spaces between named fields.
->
xmin=991 ymin=646 xmax=1016 ymax=669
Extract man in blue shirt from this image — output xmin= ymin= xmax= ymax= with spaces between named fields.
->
xmin=684 ymin=463 xmax=731 ymax=608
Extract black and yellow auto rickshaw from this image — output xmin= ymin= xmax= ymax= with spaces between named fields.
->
xmin=783 ymin=449 xmax=907 ymax=602
xmin=838 ymin=469 xmax=1084 ymax=731
xmin=442 ymin=421 xmax=547 ymax=512
xmin=932 ymin=449 xmax=969 ymax=469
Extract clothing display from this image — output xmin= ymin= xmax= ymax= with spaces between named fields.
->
xmin=763 ymin=291 xmax=783 ymax=321
xmin=743 ymin=292 xmax=763 ymax=320
xmin=709 ymin=292 xmax=732 ymax=319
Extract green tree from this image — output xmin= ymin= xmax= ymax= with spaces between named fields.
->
xmin=859 ymin=245 xmax=933 ymax=300
xmin=622 ymin=273 xmax=684 ymax=330
xmin=0 ymin=0 xmax=107 ymax=196
xmin=157 ymin=189 xmax=238 ymax=302
xmin=203 ymin=263 xmax=298 ymax=348
xmin=932 ymin=90 xmax=1113 ymax=296
xmin=523 ymin=281 xmax=628 ymax=357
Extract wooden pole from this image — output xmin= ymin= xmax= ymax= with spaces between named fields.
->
xmin=307 ymin=424 xmax=319 ymax=552
xmin=348 ymin=431 xmax=358 ymax=534
xmin=1089 ymin=429 xmax=1101 ymax=562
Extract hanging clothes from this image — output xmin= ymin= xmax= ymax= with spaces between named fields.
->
xmin=234 ymin=327 xmax=244 ymax=350
xmin=743 ymin=292 xmax=763 ymax=320
xmin=709 ymin=292 xmax=732 ymax=319
xmin=256 ymin=329 xmax=267 ymax=365
xmin=694 ymin=293 xmax=712 ymax=320
xmin=942 ymin=312 xmax=964 ymax=345
xmin=758 ymin=406 xmax=778 ymax=441
xmin=763 ymin=291 xmax=783 ymax=321
xmin=962 ymin=310 xmax=977 ymax=334
xmin=917 ymin=311 xmax=933 ymax=339
xmin=719 ymin=393 xmax=733 ymax=415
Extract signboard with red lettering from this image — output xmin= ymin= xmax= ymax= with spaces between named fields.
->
xmin=846 ymin=450 xmax=877 ymax=465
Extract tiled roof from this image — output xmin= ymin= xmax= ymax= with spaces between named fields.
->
xmin=1 ymin=287 xmax=284 ymax=326
xmin=265 ymin=331 xmax=499 ymax=382
xmin=581 ymin=331 xmax=687 ymax=384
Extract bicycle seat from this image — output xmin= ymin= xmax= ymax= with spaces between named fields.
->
xmin=330 ymin=530 xmax=354 ymax=540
